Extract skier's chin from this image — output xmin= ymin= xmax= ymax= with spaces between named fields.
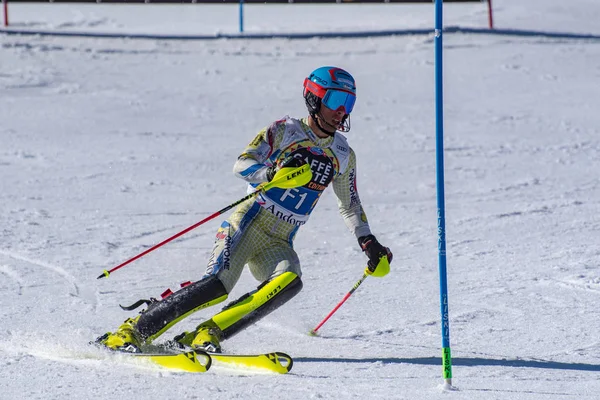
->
xmin=318 ymin=116 xmax=339 ymax=132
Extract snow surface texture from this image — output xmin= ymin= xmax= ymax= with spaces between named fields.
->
xmin=1 ymin=1 xmax=599 ymax=399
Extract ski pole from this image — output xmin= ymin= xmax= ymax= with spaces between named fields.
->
xmin=309 ymin=255 xmax=390 ymax=335
xmin=97 ymin=164 xmax=312 ymax=280
xmin=309 ymin=269 xmax=369 ymax=336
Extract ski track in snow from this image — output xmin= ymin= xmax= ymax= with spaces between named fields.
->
xmin=0 ymin=264 xmax=24 ymax=296
xmin=0 ymin=249 xmax=80 ymax=297
xmin=0 ymin=250 xmax=101 ymax=315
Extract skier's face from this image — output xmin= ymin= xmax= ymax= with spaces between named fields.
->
xmin=320 ymin=104 xmax=346 ymax=131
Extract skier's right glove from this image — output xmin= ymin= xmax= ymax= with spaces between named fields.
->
xmin=358 ymin=234 xmax=393 ymax=277
xmin=266 ymin=156 xmax=307 ymax=182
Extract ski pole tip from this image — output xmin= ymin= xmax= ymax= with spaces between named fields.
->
xmin=97 ymin=270 xmax=110 ymax=279
xmin=308 ymin=329 xmax=319 ymax=337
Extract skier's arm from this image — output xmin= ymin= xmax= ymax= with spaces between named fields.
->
xmin=332 ymin=149 xmax=372 ymax=239
xmin=233 ymin=126 xmax=274 ymax=183
xmin=333 ymin=149 xmax=393 ymax=276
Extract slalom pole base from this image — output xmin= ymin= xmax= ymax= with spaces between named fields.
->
xmin=439 ymin=379 xmax=459 ymax=391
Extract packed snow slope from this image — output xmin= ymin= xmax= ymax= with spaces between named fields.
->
xmin=1 ymin=1 xmax=599 ymax=399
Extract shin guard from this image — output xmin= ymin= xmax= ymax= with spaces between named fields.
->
xmin=209 ymin=272 xmax=303 ymax=340
xmin=135 ymin=275 xmax=228 ymax=342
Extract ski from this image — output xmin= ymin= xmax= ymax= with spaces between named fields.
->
xmin=209 ymin=352 xmax=293 ymax=374
xmin=149 ymin=341 xmax=294 ymax=374
xmin=131 ymin=350 xmax=212 ymax=373
xmin=100 ymin=346 xmax=293 ymax=374
xmin=132 ymin=350 xmax=293 ymax=374
xmin=93 ymin=339 xmax=293 ymax=374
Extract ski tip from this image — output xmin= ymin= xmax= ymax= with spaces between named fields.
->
xmin=273 ymin=352 xmax=293 ymax=373
xmin=97 ymin=270 xmax=110 ymax=279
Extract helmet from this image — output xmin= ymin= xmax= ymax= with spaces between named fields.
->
xmin=303 ymin=66 xmax=357 ymax=119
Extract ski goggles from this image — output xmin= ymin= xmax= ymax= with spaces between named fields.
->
xmin=304 ymin=79 xmax=356 ymax=114
xmin=321 ymin=89 xmax=356 ymax=114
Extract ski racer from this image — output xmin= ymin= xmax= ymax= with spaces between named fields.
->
xmin=96 ymin=66 xmax=393 ymax=353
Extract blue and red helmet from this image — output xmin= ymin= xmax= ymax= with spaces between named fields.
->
xmin=303 ymin=66 xmax=357 ymax=121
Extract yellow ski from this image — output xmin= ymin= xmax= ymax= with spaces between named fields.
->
xmin=134 ymin=350 xmax=212 ymax=373
xmin=120 ymin=347 xmax=293 ymax=374
xmin=210 ymin=352 xmax=293 ymax=374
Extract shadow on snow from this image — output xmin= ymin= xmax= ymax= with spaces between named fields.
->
xmin=295 ymin=356 xmax=600 ymax=372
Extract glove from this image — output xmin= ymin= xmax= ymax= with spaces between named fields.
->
xmin=358 ymin=234 xmax=393 ymax=277
xmin=266 ymin=156 xmax=307 ymax=182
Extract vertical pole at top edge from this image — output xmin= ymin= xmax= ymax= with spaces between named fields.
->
xmin=239 ymin=0 xmax=244 ymax=33
xmin=3 ymin=0 xmax=8 ymax=27
xmin=434 ymin=0 xmax=453 ymax=390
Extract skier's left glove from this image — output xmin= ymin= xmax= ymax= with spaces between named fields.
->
xmin=358 ymin=234 xmax=393 ymax=277
xmin=266 ymin=156 xmax=307 ymax=182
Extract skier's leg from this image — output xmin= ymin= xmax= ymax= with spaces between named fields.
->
xmin=94 ymin=274 xmax=229 ymax=352
xmin=218 ymin=270 xmax=303 ymax=339
xmin=170 ymin=212 xmax=264 ymax=351
xmin=135 ymin=275 xmax=229 ymax=342
xmin=190 ymin=237 xmax=303 ymax=351
xmin=96 ymin=203 xmax=259 ymax=352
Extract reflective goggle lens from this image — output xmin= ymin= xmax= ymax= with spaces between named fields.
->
xmin=322 ymin=90 xmax=356 ymax=114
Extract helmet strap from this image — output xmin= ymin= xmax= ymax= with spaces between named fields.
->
xmin=339 ymin=114 xmax=351 ymax=133
xmin=312 ymin=112 xmax=337 ymax=137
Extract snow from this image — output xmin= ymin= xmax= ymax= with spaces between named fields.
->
xmin=1 ymin=1 xmax=600 ymax=399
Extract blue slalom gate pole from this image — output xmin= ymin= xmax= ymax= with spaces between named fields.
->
xmin=239 ymin=0 xmax=244 ymax=33
xmin=434 ymin=0 xmax=454 ymax=389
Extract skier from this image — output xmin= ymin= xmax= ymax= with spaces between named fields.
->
xmin=96 ymin=66 xmax=393 ymax=354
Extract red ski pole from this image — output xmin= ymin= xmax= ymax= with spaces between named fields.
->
xmin=97 ymin=164 xmax=312 ymax=280
xmin=309 ymin=255 xmax=390 ymax=335
xmin=309 ymin=270 xmax=369 ymax=336
xmin=97 ymin=198 xmax=247 ymax=280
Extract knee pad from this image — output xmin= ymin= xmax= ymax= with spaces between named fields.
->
xmin=211 ymin=271 xmax=303 ymax=339
xmin=136 ymin=275 xmax=228 ymax=342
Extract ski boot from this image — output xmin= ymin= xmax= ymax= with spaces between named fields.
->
xmin=191 ymin=322 xmax=223 ymax=353
xmin=95 ymin=316 xmax=142 ymax=353
xmin=173 ymin=320 xmax=223 ymax=353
